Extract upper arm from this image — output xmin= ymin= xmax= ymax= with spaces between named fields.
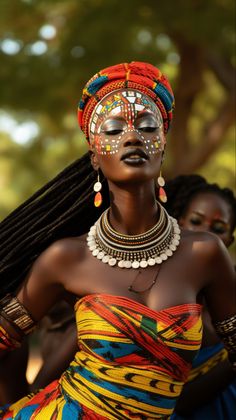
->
xmin=16 ymin=241 xmax=68 ymax=323
xmin=202 ymin=235 xmax=236 ymax=322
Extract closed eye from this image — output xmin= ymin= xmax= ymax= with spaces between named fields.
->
xmin=189 ymin=218 xmax=201 ymax=226
xmin=139 ymin=127 xmax=158 ymax=133
xmin=102 ymin=129 xmax=123 ymax=135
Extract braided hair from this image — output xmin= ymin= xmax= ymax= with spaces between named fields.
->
xmin=165 ymin=174 xmax=236 ymax=231
xmin=0 ymin=152 xmax=110 ymax=297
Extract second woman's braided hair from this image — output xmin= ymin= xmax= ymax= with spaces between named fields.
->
xmin=165 ymin=174 xmax=236 ymax=231
xmin=0 ymin=153 xmax=110 ymax=297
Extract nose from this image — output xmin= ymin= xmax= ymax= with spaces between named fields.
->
xmin=123 ymin=130 xmax=144 ymax=148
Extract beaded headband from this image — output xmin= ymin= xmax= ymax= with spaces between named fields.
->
xmin=78 ymin=62 xmax=175 ymax=142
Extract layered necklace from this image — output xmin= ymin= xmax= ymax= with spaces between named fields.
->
xmin=87 ymin=203 xmax=181 ymax=269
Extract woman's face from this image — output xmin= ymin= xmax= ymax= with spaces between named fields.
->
xmin=179 ymin=192 xmax=234 ymax=247
xmin=89 ymin=89 xmax=165 ymax=184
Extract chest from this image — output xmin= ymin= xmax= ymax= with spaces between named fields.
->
xmin=62 ymin=243 xmax=205 ymax=312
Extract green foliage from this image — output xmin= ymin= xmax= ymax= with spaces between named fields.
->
xmin=0 ymin=0 xmax=235 ymax=220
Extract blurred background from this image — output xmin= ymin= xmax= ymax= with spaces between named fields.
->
xmin=0 ymin=0 xmax=235 ymax=218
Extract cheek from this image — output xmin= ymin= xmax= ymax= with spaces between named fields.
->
xmin=142 ymin=132 xmax=163 ymax=156
xmin=90 ymin=134 xmax=120 ymax=155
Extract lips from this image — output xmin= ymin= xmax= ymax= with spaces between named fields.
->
xmin=121 ymin=148 xmax=149 ymax=162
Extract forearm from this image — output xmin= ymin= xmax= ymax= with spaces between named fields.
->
xmin=31 ymin=325 xmax=77 ymax=391
xmin=0 ymin=294 xmax=36 ymax=357
xmin=175 ymin=359 xmax=235 ymax=415
xmin=0 ymin=339 xmax=29 ymax=404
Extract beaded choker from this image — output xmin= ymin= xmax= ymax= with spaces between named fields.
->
xmin=87 ymin=203 xmax=181 ymax=269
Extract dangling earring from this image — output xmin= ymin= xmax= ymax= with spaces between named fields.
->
xmin=94 ymin=172 xmax=102 ymax=207
xmin=157 ymin=171 xmax=167 ymax=203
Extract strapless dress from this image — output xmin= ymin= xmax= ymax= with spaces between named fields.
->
xmin=0 ymin=294 xmax=202 ymax=419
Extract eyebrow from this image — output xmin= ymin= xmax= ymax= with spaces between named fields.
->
xmin=101 ymin=116 xmax=126 ymax=124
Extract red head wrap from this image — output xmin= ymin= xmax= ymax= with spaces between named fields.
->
xmin=78 ymin=62 xmax=174 ymax=141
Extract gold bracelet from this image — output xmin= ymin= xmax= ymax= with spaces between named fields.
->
xmin=0 ymin=294 xmax=36 ymax=335
xmin=213 ymin=314 xmax=236 ymax=371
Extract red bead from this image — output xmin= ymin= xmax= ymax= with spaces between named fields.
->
xmin=159 ymin=187 xmax=167 ymax=203
xmin=94 ymin=192 xmax=102 ymax=207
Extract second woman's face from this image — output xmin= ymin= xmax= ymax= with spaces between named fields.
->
xmin=89 ymin=89 xmax=165 ymax=183
xmin=179 ymin=192 xmax=234 ymax=247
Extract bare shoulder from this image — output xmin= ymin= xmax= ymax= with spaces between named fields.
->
xmin=32 ymin=235 xmax=87 ymax=284
xmin=181 ymin=229 xmax=228 ymax=260
xmin=15 ymin=235 xmax=88 ymax=321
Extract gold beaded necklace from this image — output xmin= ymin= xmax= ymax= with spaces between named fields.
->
xmin=87 ymin=202 xmax=181 ymax=269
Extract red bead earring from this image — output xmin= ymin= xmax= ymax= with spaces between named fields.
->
xmin=94 ymin=172 xmax=102 ymax=207
xmin=157 ymin=171 xmax=167 ymax=203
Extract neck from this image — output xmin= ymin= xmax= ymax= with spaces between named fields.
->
xmin=108 ymin=181 xmax=159 ymax=235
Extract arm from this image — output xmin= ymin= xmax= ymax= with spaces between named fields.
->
xmin=31 ymin=323 xmax=77 ymax=391
xmin=0 ymin=338 xmax=29 ymax=404
xmin=203 ymin=237 xmax=236 ymax=369
xmin=175 ymin=358 xmax=235 ymax=414
xmin=175 ymin=236 xmax=236 ymax=415
xmin=0 ymin=242 xmax=67 ymax=358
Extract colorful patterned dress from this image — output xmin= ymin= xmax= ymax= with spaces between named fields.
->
xmin=0 ymin=294 xmax=202 ymax=419
xmin=171 ymin=342 xmax=236 ymax=420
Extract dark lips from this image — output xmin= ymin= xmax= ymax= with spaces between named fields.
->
xmin=121 ymin=148 xmax=149 ymax=161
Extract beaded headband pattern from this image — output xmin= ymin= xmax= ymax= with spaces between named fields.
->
xmin=78 ymin=62 xmax=175 ymax=141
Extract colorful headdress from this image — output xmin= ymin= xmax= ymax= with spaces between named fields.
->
xmin=78 ymin=61 xmax=174 ymax=141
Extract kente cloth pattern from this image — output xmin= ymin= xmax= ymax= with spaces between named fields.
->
xmin=77 ymin=62 xmax=175 ymax=140
xmin=0 ymin=294 xmax=202 ymax=419
xmin=171 ymin=342 xmax=236 ymax=420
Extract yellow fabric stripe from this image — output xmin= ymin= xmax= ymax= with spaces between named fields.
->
xmin=188 ymin=348 xmax=228 ymax=381
xmin=62 ymin=373 xmax=173 ymax=417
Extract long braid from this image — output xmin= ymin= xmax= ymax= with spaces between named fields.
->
xmin=165 ymin=174 xmax=236 ymax=230
xmin=0 ymin=152 xmax=110 ymax=297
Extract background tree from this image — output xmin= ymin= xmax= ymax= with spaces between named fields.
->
xmin=0 ymin=0 xmax=235 ymax=220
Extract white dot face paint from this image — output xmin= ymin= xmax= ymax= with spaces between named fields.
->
xmin=89 ymin=89 xmax=164 ymax=156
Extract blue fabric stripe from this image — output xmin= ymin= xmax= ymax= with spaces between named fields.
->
xmin=87 ymin=75 xmax=108 ymax=95
xmin=154 ymin=84 xmax=173 ymax=111
xmin=192 ymin=342 xmax=224 ymax=367
xmin=15 ymin=404 xmax=39 ymax=419
xmin=70 ymin=365 xmax=176 ymax=409
xmin=62 ymin=398 xmax=83 ymax=419
xmin=84 ymin=339 xmax=139 ymax=359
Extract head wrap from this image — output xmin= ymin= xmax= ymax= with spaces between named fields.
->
xmin=78 ymin=61 xmax=174 ymax=141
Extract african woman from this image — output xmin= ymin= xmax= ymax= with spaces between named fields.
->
xmin=0 ymin=62 xmax=235 ymax=419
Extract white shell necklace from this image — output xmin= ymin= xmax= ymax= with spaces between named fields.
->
xmin=87 ymin=203 xmax=181 ymax=269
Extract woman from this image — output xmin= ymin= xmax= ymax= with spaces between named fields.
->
xmin=0 ymin=62 xmax=235 ymax=419
xmin=164 ymin=174 xmax=236 ymax=419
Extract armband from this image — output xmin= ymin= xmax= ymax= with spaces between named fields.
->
xmin=213 ymin=314 xmax=236 ymax=371
xmin=0 ymin=294 xmax=36 ymax=336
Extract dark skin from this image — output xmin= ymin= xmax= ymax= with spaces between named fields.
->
xmin=0 ymin=92 xmax=235 ymax=410
xmin=0 ymin=340 xmax=29 ymax=404
xmin=179 ymin=192 xmax=234 ymax=249
xmin=175 ymin=191 xmax=236 ymax=414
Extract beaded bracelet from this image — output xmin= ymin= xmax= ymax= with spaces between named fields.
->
xmin=0 ymin=294 xmax=36 ymax=336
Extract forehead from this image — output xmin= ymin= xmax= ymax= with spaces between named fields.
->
xmin=187 ymin=192 xmax=232 ymax=221
xmin=89 ymin=89 xmax=161 ymax=133
xmin=98 ymin=89 xmax=157 ymax=113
